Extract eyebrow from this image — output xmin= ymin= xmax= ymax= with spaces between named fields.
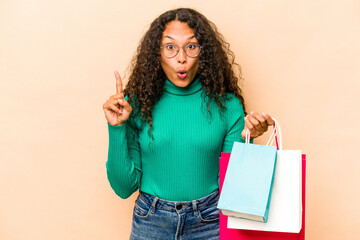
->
xmin=164 ymin=35 xmax=196 ymax=40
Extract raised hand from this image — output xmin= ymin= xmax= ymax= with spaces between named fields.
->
xmin=102 ymin=71 xmax=133 ymax=126
xmin=241 ymin=112 xmax=275 ymax=139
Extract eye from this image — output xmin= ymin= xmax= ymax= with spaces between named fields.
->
xmin=165 ymin=44 xmax=176 ymax=51
xmin=187 ymin=44 xmax=198 ymax=50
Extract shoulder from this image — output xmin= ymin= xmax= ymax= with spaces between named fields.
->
xmin=218 ymin=93 xmax=245 ymax=128
xmin=124 ymin=94 xmax=142 ymax=127
xmin=222 ymin=93 xmax=244 ymax=116
xmin=220 ymin=94 xmax=245 ymax=133
xmin=124 ymin=94 xmax=139 ymax=110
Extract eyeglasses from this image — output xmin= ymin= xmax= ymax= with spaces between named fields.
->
xmin=160 ymin=43 xmax=202 ymax=58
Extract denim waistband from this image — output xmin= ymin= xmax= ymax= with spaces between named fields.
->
xmin=138 ymin=190 xmax=219 ymax=213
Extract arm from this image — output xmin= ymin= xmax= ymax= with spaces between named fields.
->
xmin=103 ymin=71 xmax=141 ymax=199
xmin=221 ymin=116 xmax=245 ymax=153
xmin=106 ymin=120 xmax=142 ymax=199
xmin=221 ymin=96 xmax=246 ymax=153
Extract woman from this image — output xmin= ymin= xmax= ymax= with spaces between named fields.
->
xmin=102 ymin=8 xmax=274 ymax=240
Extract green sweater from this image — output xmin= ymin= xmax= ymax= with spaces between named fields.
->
xmin=106 ymin=77 xmax=245 ymax=201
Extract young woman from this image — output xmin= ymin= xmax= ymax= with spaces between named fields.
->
xmin=103 ymin=8 xmax=274 ymax=240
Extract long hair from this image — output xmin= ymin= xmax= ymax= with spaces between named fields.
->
xmin=123 ymin=8 xmax=246 ymax=137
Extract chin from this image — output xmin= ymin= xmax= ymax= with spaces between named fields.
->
xmin=172 ymin=77 xmax=193 ymax=87
xmin=175 ymin=81 xmax=190 ymax=87
xmin=174 ymin=81 xmax=190 ymax=88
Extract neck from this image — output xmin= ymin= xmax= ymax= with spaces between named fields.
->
xmin=164 ymin=77 xmax=202 ymax=96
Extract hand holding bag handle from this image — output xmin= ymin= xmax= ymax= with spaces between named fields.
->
xmin=245 ymin=118 xmax=283 ymax=151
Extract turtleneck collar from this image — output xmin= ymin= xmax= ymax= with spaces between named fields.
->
xmin=164 ymin=77 xmax=202 ymax=96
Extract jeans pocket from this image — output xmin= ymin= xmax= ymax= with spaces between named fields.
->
xmin=198 ymin=202 xmax=220 ymax=222
xmin=133 ymin=197 xmax=151 ymax=218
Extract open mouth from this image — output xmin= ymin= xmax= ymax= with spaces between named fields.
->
xmin=177 ymin=70 xmax=187 ymax=79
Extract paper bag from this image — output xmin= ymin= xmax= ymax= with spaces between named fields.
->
xmin=217 ymin=141 xmax=277 ymax=222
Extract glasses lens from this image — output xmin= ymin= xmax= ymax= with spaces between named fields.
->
xmin=162 ymin=44 xmax=179 ymax=58
xmin=161 ymin=44 xmax=201 ymax=58
xmin=185 ymin=44 xmax=201 ymax=57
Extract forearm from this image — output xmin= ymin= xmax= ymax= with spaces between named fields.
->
xmin=106 ymin=122 xmax=141 ymax=199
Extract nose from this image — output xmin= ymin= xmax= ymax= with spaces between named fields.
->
xmin=177 ymin=47 xmax=187 ymax=64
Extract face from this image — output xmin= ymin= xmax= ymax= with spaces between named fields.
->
xmin=160 ymin=21 xmax=200 ymax=88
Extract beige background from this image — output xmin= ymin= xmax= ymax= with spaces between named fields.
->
xmin=1 ymin=0 xmax=359 ymax=239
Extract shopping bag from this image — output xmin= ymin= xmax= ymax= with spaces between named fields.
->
xmin=218 ymin=120 xmax=306 ymax=239
xmin=219 ymin=153 xmax=306 ymax=240
xmin=217 ymin=127 xmax=278 ymax=222
xmin=226 ymin=120 xmax=302 ymax=232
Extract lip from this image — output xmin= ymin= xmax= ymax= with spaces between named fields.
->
xmin=177 ymin=70 xmax=187 ymax=79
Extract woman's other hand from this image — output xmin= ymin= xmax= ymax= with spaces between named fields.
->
xmin=241 ymin=112 xmax=275 ymax=139
xmin=102 ymin=71 xmax=133 ymax=126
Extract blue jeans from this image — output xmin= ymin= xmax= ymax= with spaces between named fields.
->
xmin=130 ymin=190 xmax=220 ymax=240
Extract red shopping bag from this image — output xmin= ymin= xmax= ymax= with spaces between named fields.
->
xmin=219 ymin=152 xmax=306 ymax=240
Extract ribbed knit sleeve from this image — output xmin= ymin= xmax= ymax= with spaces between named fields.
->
xmin=106 ymin=121 xmax=142 ymax=199
xmin=221 ymin=95 xmax=246 ymax=153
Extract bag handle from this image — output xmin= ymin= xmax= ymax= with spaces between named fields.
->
xmin=245 ymin=117 xmax=283 ymax=150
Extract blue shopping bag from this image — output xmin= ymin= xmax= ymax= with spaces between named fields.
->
xmin=217 ymin=139 xmax=277 ymax=223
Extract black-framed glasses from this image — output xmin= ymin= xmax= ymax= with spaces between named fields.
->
xmin=160 ymin=43 xmax=202 ymax=58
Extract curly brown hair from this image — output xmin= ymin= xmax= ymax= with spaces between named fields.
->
xmin=123 ymin=8 xmax=246 ymax=137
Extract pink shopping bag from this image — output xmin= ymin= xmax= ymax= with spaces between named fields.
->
xmin=219 ymin=152 xmax=306 ymax=240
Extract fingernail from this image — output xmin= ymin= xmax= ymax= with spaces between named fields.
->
xmin=119 ymin=99 xmax=123 ymax=104
xmin=262 ymin=113 xmax=266 ymax=116
xmin=119 ymin=109 xmax=122 ymax=113
xmin=250 ymin=111 xmax=254 ymax=114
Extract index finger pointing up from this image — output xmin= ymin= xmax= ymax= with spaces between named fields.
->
xmin=114 ymin=71 xmax=123 ymax=94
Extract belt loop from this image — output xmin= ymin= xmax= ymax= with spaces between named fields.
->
xmin=151 ymin=197 xmax=158 ymax=213
xmin=192 ymin=200 xmax=198 ymax=217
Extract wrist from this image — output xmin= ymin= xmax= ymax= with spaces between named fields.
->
xmin=107 ymin=121 xmax=127 ymax=128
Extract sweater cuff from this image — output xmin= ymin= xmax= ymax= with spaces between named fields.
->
xmin=107 ymin=122 xmax=128 ymax=139
xmin=107 ymin=121 xmax=127 ymax=129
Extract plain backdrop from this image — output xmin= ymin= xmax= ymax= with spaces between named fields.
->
xmin=1 ymin=0 xmax=359 ymax=239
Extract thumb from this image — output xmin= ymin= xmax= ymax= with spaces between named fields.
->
xmin=241 ymin=128 xmax=247 ymax=139
xmin=118 ymin=98 xmax=132 ymax=112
